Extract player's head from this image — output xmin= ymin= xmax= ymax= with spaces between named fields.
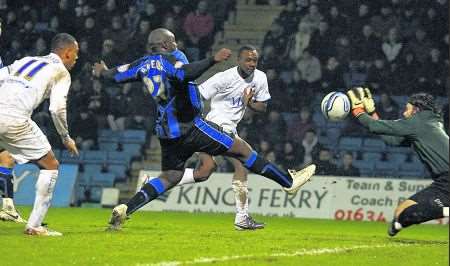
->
xmin=147 ymin=28 xmax=177 ymax=53
xmin=404 ymin=93 xmax=440 ymax=118
xmin=51 ymin=33 xmax=79 ymax=70
xmin=237 ymin=45 xmax=258 ymax=77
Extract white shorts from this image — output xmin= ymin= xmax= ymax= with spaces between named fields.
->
xmin=0 ymin=116 xmax=51 ymax=164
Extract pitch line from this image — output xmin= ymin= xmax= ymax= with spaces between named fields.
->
xmin=141 ymin=243 xmax=413 ymax=266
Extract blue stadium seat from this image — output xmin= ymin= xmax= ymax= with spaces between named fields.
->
xmin=83 ymin=150 xmax=107 ymax=164
xmin=77 ymin=172 xmax=92 ymax=186
xmin=362 ymin=152 xmax=383 ymax=162
xmin=386 ymin=145 xmax=411 ymax=154
xmin=122 ymin=143 xmax=142 ymax=157
xmin=107 ymin=151 xmax=132 ymax=165
xmin=83 ymin=163 xmax=103 ymax=176
xmin=120 ymin=130 xmax=147 ymax=144
xmin=312 ymin=112 xmax=327 ymax=128
xmin=362 ymin=138 xmax=386 ymax=152
xmin=53 ymin=149 xmax=61 ymax=160
xmin=98 ymin=141 xmax=119 ymax=151
xmin=352 ymin=159 xmax=375 ymax=176
xmin=386 ymin=152 xmax=408 ymax=164
xmin=398 ymin=162 xmax=425 ymax=178
xmin=98 ymin=129 xmax=121 ymax=144
xmin=90 ymin=186 xmax=103 ymax=202
xmin=326 ymin=127 xmax=341 ymax=146
xmin=374 ymin=161 xmax=398 ymax=177
xmin=108 ymin=164 xmax=127 ymax=178
xmin=91 ymin=173 xmax=115 ymax=187
xmin=60 ymin=150 xmax=84 ymax=164
xmin=338 ymin=137 xmax=363 ymax=151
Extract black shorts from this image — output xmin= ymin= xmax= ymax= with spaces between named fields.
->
xmin=160 ymin=118 xmax=234 ymax=171
xmin=409 ymin=173 xmax=449 ymax=210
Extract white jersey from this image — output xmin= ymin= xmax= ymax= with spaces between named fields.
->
xmin=0 ymin=53 xmax=71 ymax=137
xmin=199 ymin=66 xmax=270 ymax=132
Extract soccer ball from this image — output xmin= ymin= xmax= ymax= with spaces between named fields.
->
xmin=321 ymin=91 xmax=351 ymax=121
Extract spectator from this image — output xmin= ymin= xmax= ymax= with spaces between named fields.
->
xmin=263 ymin=21 xmax=290 ymax=57
xmin=183 ymin=0 xmax=215 ymax=60
xmin=140 ymin=2 xmax=161 ymax=30
xmin=406 ymin=28 xmax=433 ymax=64
xmin=392 ymin=52 xmax=418 ymax=95
xmin=382 ymin=27 xmax=404 ymax=63
xmin=287 ymin=106 xmax=316 ymax=142
xmin=370 ymin=6 xmax=397 ymax=38
xmin=97 ymin=39 xmax=121 ymax=67
xmin=314 ymin=148 xmax=337 ymax=175
xmin=309 ymin=21 xmax=335 ymax=62
xmin=335 ymin=152 xmax=360 ymax=176
xmin=321 ymin=56 xmax=346 ymax=91
xmin=278 ymin=141 xmax=304 ymax=170
xmin=257 ymin=139 xmax=273 ymax=159
xmin=326 ymin=5 xmax=348 ymax=37
xmin=377 ymin=92 xmax=399 ymax=120
xmin=129 ymin=19 xmax=152 ymax=58
xmin=300 ymin=4 xmax=323 ymax=32
xmin=296 ymin=49 xmax=322 ymax=87
xmin=30 ymin=37 xmax=47 ymax=56
xmin=71 ymin=109 xmax=98 ymax=151
xmin=107 ymin=83 xmax=134 ymax=131
xmin=123 ymin=5 xmax=141 ymax=33
xmin=343 ymin=60 xmax=367 ymax=88
xmin=262 ymin=110 xmax=287 ymax=145
xmin=367 ymin=58 xmax=392 ymax=90
xmin=291 ymin=21 xmax=313 ymax=60
xmin=353 ymin=24 xmax=382 ymax=61
xmin=334 ymin=36 xmax=351 ymax=65
xmin=277 ymin=0 xmax=300 ymax=34
xmin=102 ymin=15 xmax=129 ymax=58
xmin=300 ymin=129 xmax=321 ymax=166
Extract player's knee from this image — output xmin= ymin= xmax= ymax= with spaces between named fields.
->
xmin=163 ymin=170 xmax=183 ymax=187
xmin=195 ymin=162 xmax=216 ymax=182
xmin=398 ymin=203 xmax=442 ymax=227
xmin=0 ymin=151 xmax=15 ymax=168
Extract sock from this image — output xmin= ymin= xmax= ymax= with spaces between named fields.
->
xmin=27 ymin=170 xmax=58 ymax=229
xmin=232 ymin=179 xmax=248 ymax=222
xmin=0 ymin=166 xmax=14 ymax=199
xmin=444 ymin=207 xmax=449 ymax=217
xmin=394 ymin=221 xmax=403 ymax=230
xmin=243 ymin=151 xmax=292 ymax=188
xmin=2 ymin=198 xmax=15 ymax=212
xmin=126 ymin=177 xmax=166 ymax=215
xmin=397 ymin=203 xmax=442 ymax=228
xmin=177 ymin=168 xmax=195 ymax=186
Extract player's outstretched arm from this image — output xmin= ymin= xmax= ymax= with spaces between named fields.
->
xmin=180 ymin=48 xmax=231 ymax=81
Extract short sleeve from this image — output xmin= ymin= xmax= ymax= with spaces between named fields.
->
xmin=198 ymin=72 xmax=225 ymax=100
xmin=254 ymin=73 xmax=271 ymax=102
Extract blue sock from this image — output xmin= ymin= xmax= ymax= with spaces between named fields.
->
xmin=126 ymin=177 xmax=166 ymax=215
xmin=243 ymin=151 xmax=292 ymax=188
xmin=0 ymin=167 xmax=13 ymax=198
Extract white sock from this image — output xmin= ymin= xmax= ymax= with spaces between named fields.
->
xmin=27 ymin=170 xmax=58 ymax=229
xmin=2 ymin=197 xmax=15 ymax=211
xmin=177 ymin=168 xmax=195 ymax=186
xmin=443 ymin=207 xmax=449 ymax=217
xmin=232 ymin=179 xmax=248 ymax=222
xmin=394 ymin=221 xmax=403 ymax=230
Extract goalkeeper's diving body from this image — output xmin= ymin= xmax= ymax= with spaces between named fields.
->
xmin=347 ymin=88 xmax=449 ymax=236
xmin=92 ymin=28 xmax=316 ymax=230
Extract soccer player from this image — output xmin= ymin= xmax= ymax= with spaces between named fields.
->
xmin=0 ymin=33 xmax=79 ymax=236
xmin=92 ymin=28 xmax=315 ymax=230
xmin=177 ymin=45 xmax=270 ymax=230
xmin=347 ymin=87 xmax=449 ymax=236
xmin=0 ymin=17 xmax=27 ymax=223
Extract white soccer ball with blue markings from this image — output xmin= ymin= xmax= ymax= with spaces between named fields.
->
xmin=321 ymin=91 xmax=351 ymax=121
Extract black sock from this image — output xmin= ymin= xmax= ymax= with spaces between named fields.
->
xmin=0 ymin=167 xmax=13 ymax=198
xmin=243 ymin=151 xmax=292 ymax=187
xmin=398 ymin=204 xmax=442 ymax=228
xmin=126 ymin=178 xmax=165 ymax=215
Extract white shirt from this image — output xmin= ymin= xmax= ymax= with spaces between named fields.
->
xmin=199 ymin=66 xmax=271 ymax=133
xmin=0 ymin=53 xmax=71 ymax=137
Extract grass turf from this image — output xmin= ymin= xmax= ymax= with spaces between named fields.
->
xmin=0 ymin=207 xmax=448 ymax=266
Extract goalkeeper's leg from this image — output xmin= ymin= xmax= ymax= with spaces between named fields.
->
xmin=388 ymin=179 xmax=449 ymax=236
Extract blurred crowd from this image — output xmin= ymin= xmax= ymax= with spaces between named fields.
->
xmin=0 ymin=0 xmax=448 ymax=177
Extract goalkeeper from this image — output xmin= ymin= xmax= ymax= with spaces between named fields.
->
xmin=347 ymin=88 xmax=449 ymax=236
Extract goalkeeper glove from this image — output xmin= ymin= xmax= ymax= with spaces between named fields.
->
xmin=347 ymin=88 xmax=365 ymax=117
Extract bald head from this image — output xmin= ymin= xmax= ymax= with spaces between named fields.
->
xmin=147 ymin=28 xmax=177 ymax=52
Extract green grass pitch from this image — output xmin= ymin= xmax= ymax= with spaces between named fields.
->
xmin=0 ymin=207 xmax=448 ymax=266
